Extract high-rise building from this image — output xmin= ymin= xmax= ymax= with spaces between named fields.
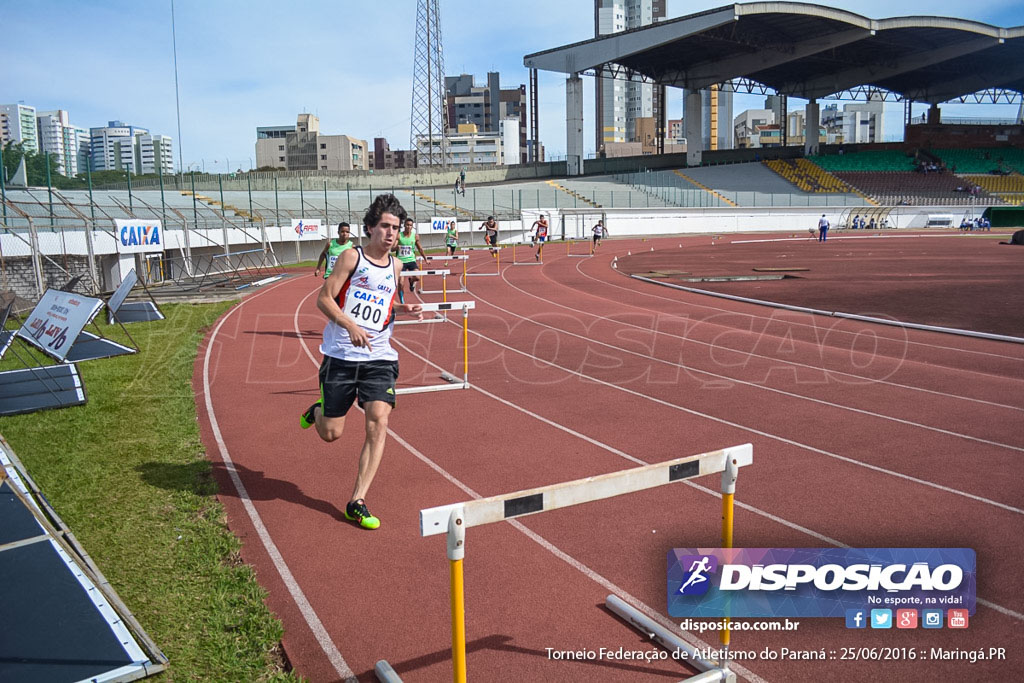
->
xmin=369 ymin=138 xmax=417 ymax=170
xmin=254 ymin=114 xmax=367 ymax=171
xmin=36 ymin=110 xmax=90 ymax=176
xmin=445 ymin=72 xmax=527 ymax=164
xmin=0 ymin=103 xmax=39 ymax=153
xmin=138 ymin=134 xmax=174 ymax=175
xmin=819 ymin=95 xmax=884 ymax=144
xmin=594 ymin=0 xmax=665 ymax=152
xmin=90 ymin=121 xmax=146 ymax=173
xmin=89 ymin=121 xmax=174 ymax=174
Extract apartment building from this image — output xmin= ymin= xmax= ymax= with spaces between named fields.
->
xmin=445 ymin=72 xmax=527 ymax=164
xmin=594 ymin=0 xmax=665 ymax=150
xmin=255 ymin=114 xmax=367 ymax=171
xmin=0 ymin=103 xmax=39 ymax=153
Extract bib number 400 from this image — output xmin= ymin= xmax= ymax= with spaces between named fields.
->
xmin=350 ymin=302 xmax=382 ymax=326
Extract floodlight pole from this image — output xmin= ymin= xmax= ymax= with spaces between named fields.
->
xmin=0 ymin=142 xmax=7 ymax=226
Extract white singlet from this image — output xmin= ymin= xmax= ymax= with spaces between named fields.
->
xmin=321 ymin=247 xmax=399 ymax=361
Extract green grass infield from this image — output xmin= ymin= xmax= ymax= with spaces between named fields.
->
xmin=1 ymin=301 xmax=299 ymax=681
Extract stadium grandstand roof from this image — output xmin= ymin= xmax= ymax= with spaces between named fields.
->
xmin=523 ymin=2 xmax=1024 ymax=104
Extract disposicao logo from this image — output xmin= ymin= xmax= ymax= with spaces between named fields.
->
xmin=668 ymin=548 xmax=975 ymax=619
xmin=676 ymin=555 xmax=717 ymax=596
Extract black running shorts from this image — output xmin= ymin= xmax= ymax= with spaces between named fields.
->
xmin=318 ymin=357 xmax=399 ymax=417
xmin=401 ymin=261 xmax=418 ymax=272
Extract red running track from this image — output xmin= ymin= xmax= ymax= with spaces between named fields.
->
xmin=195 ymin=233 xmax=1024 ymax=682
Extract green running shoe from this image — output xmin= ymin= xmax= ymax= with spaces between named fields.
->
xmin=300 ymin=402 xmax=320 ymax=429
xmin=345 ymin=499 xmax=380 ymax=530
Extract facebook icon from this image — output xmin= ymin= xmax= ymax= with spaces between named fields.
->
xmin=845 ymin=609 xmax=867 ymax=629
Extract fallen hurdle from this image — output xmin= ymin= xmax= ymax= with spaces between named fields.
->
xmin=394 ymin=301 xmax=475 ymax=395
xmin=374 ymin=444 xmax=752 ymax=682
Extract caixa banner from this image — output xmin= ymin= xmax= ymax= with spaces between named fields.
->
xmin=668 ymin=548 xmax=975 ymax=618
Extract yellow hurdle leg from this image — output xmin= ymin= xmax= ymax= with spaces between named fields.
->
xmin=450 ymin=558 xmax=466 ymax=683
xmin=720 ymin=492 xmax=734 ymax=648
xmin=463 ymin=306 xmax=469 ymax=385
xmin=447 ymin=509 xmax=467 ymax=683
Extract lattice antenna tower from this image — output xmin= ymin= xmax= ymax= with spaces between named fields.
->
xmin=410 ymin=0 xmax=449 ymax=167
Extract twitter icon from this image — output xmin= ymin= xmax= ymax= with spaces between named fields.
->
xmin=870 ymin=609 xmax=892 ymax=629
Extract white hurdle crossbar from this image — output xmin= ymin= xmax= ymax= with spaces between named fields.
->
xmin=463 ymin=246 xmax=501 ymax=276
xmin=401 ymin=269 xmax=450 ymax=301
xmin=424 ymin=256 xmax=468 ymax=292
xmin=510 ymin=241 xmax=543 ymax=265
xmin=409 ymin=444 xmax=752 ymax=683
xmin=395 ymin=301 xmax=475 ymax=395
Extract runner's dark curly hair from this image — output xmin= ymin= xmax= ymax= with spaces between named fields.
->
xmin=363 ymin=194 xmax=407 ymax=236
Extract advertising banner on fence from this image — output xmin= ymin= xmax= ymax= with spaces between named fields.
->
xmin=291 ymin=218 xmax=324 ymax=240
xmin=668 ymin=548 xmax=976 ymax=619
xmin=17 ymin=289 xmax=104 ymax=362
xmin=113 ymin=219 xmax=163 ymax=253
xmin=431 ymin=217 xmax=457 ymax=234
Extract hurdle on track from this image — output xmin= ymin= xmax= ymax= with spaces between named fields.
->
xmin=424 ymin=255 xmax=469 ymax=290
xmin=400 ymin=269 xmax=450 ymax=302
xmin=381 ymin=443 xmax=752 ymax=683
xmin=462 ymin=246 xmax=501 ymax=276
xmin=566 ymin=239 xmax=592 ymax=257
xmin=394 ymin=301 xmax=475 ymax=395
xmin=509 ymin=242 xmax=543 ymax=265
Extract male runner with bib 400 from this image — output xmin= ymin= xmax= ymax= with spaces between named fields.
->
xmin=300 ymin=194 xmax=422 ymax=530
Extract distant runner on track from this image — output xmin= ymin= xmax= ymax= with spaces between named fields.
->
xmin=315 ymin=222 xmax=354 ymax=278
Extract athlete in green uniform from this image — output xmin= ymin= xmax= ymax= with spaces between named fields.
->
xmin=445 ymin=220 xmax=459 ymax=257
xmin=394 ymin=217 xmax=427 ymax=295
xmin=315 ymin=222 xmax=354 ymax=278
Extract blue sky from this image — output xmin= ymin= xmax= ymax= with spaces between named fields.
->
xmin=2 ymin=0 xmax=1021 ymax=172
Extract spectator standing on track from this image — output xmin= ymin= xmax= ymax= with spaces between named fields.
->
xmin=459 ymin=167 xmax=466 ymax=195
xmin=532 ymin=214 xmax=549 ymax=260
xmin=592 ymin=219 xmax=606 ymax=252
xmin=300 ymin=194 xmax=422 ymax=530
xmin=479 ymin=216 xmax=499 ymax=257
xmin=818 ymin=214 xmax=830 ymax=242
xmin=394 ymin=217 xmax=427 ymax=296
xmin=315 ymin=222 xmax=354 ymax=278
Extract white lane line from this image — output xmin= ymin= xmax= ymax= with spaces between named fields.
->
xmin=484 ymin=273 xmax=1024 ymax=454
xmin=441 ymin=304 xmax=1024 ymax=516
xmin=393 ymin=325 xmax=1024 ymax=622
xmin=514 ymin=261 xmax=1024 ymax=413
xmin=579 ymin=245 xmax=1024 ymax=363
xmin=204 ymin=280 xmax=357 ymax=683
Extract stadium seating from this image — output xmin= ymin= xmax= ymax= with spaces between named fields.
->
xmin=962 ymin=173 xmax=1024 ymax=206
xmin=808 ymin=150 xmax=917 ymax=172
xmin=833 ymin=171 xmax=1000 ymax=206
xmin=764 ymin=158 xmax=855 ymax=193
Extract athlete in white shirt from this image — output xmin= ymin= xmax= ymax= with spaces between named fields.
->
xmin=300 ymin=194 xmax=422 ymax=530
